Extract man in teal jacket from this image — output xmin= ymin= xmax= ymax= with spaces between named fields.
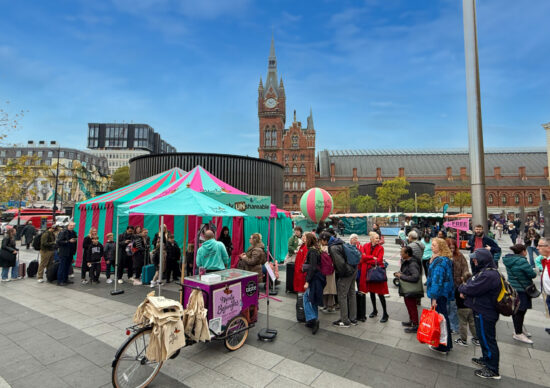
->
xmin=196 ymin=230 xmax=229 ymax=271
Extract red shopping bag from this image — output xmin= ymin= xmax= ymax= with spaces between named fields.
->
xmin=417 ymin=307 xmax=441 ymax=346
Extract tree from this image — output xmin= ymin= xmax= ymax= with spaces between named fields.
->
xmin=0 ymin=101 xmax=25 ymax=144
xmin=454 ymin=192 xmax=472 ymax=213
xmin=398 ymin=198 xmax=415 ymax=212
xmin=417 ymin=193 xmax=434 ymax=212
xmin=333 ymin=188 xmax=351 ymax=213
xmin=111 ymin=166 xmax=130 ymax=190
xmin=351 ymin=195 xmax=377 ymax=213
xmin=433 ymin=191 xmax=447 ymax=212
xmin=376 ymin=177 xmax=410 ymax=212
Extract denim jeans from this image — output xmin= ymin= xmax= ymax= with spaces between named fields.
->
xmin=303 ymin=288 xmax=318 ymax=322
xmin=57 ymin=255 xmax=72 ymax=284
xmin=527 ymin=247 xmax=539 ymax=268
xmin=435 ymin=296 xmax=453 ymax=352
xmin=447 ymin=299 xmax=459 ymax=332
xmin=474 ymin=312 xmax=499 ymax=374
xmin=1 ymin=259 xmax=19 ymax=279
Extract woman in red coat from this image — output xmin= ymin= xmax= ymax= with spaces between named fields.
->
xmin=360 ymin=232 xmax=389 ymax=322
xmin=293 ymin=233 xmax=308 ymax=293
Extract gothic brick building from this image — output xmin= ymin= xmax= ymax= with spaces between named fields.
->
xmin=257 ymin=38 xmax=316 ymax=210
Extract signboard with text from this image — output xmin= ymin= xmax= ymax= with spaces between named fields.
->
xmin=443 ymin=218 xmax=470 ymax=232
xmin=203 ymin=192 xmax=271 ymax=217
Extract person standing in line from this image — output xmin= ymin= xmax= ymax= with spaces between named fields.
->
xmin=320 ymin=231 xmax=357 ymax=327
xmin=395 ymin=246 xmax=423 ymax=333
xmin=0 ymin=228 xmax=20 ymax=281
xmin=407 ymin=230 xmax=425 ymax=274
xmin=447 ymin=238 xmax=469 ymax=334
xmin=86 ymin=236 xmax=104 ymax=283
xmin=81 ymin=228 xmax=97 ymax=284
xmin=185 ymin=243 xmax=195 ymax=276
xmin=132 ymin=228 xmax=146 ymax=286
xmin=164 ymin=234 xmax=181 ymax=283
xmin=421 ymin=234 xmax=432 ymax=282
xmin=360 ymin=232 xmax=389 ymax=323
xmin=21 ymin=220 xmax=36 ymax=249
xmin=319 ymin=235 xmax=337 ymax=313
xmin=56 ymin=222 xmax=77 ymax=286
xmin=525 ymin=228 xmax=541 ymax=269
xmin=458 ymin=249 xmax=502 ymax=379
xmin=286 ymin=226 xmax=303 ymax=263
xmin=503 ymin=244 xmax=537 ymax=344
xmin=538 ymin=238 xmax=550 ymax=335
xmin=218 ymin=226 xmax=233 ymax=259
xmin=117 ymin=226 xmax=134 ymax=284
xmin=426 ymin=237 xmax=454 ymax=354
xmin=103 ymin=233 xmax=115 ymax=284
xmin=303 ymin=233 xmax=325 ymax=335
xmin=293 ymin=233 xmax=308 ymax=293
xmin=454 ymin=272 xmax=480 ymax=347
xmin=37 ymin=225 xmax=56 ymax=283
xmin=466 ymin=225 xmax=501 ymax=274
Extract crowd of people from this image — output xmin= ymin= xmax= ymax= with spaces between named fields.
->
xmin=286 ymin=221 xmax=550 ymax=381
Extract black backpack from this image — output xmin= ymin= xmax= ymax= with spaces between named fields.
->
xmin=32 ymin=232 xmax=43 ymax=251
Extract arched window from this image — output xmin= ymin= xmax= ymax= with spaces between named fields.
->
xmin=284 ymin=164 xmax=289 ymax=174
xmin=300 ymin=179 xmax=306 ymax=190
xmin=292 ymin=195 xmax=297 ymax=204
xmin=293 ymin=180 xmax=298 ymax=190
xmin=292 ymin=165 xmax=298 ymax=174
xmin=501 ymin=195 xmax=507 ymax=205
xmin=272 ymin=153 xmax=277 ymax=161
xmin=528 ymin=194 xmax=533 ymax=204
xmin=292 ymin=135 xmax=299 ymax=148
xmin=271 ymin=127 xmax=277 ymax=147
xmin=284 ymin=194 xmax=289 ymax=205
xmin=292 ymin=154 xmax=297 ymax=161
xmin=265 ymin=154 xmax=270 ymax=161
xmin=284 ymin=154 xmax=289 ymax=161
xmin=300 ymin=164 xmax=306 ymax=174
xmin=515 ymin=194 xmax=520 ymax=204
xmin=264 ymin=128 xmax=271 ymax=147
xmin=300 ymin=154 xmax=305 ymax=161
xmin=284 ymin=180 xmax=290 ymax=190
xmin=488 ymin=194 xmax=494 ymax=204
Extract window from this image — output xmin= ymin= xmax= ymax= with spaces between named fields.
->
xmin=292 ymin=180 xmax=298 ymax=190
xmin=0 ymin=151 xmax=5 ymax=156
xmin=284 ymin=195 xmax=289 ymax=205
xmin=501 ymin=195 xmax=507 ymax=205
xmin=292 ymin=154 xmax=297 ymax=161
xmin=292 ymin=195 xmax=297 ymax=204
xmin=284 ymin=154 xmax=289 ymax=162
xmin=528 ymin=194 xmax=533 ymax=204
xmin=300 ymin=164 xmax=306 ymax=174
xmin=27 ymin=150 xmax=33 ymax=156
xmin=515 ymin=194 xmax=520 ymax=204
xmin=488 ymin=194 xmax=494 ymax=204
xmin=300 ymin=154 xmax=305 ymax=161
xmin=284 ymin=180 xmax=290 ymax=190
xmin=265 ymin=155 xmax=270 ymax=161
xmin=292 ymin=165 xmax=298 ymax=174
xmin=270 ymin=127 xmax=277 ymax=147
xmin=16 ymin=150 xmax=21 ymax=157
xmin=300 ymin=180 xmax=306 ymax=190
xmin=272 ymin=154 xmax=277 ymax=161
xmin=46 ymin=160 xmax=51 ymax=166
xmin=264 ymin=129 xmax=271 ymax=147
xmin=284 ymin=164 xmax=289 ymax=174
xmin=37 ymin=151 xmax=43 ymax=157
xmin=69 ymin=152 xmax=74 ymax=159
xmin=60 ymin=151 xmax=65 ymax=157
xmin=48 ymin=151 xmax=52 ymax=157
xmin=292 ymin=135 xmax=298 ymax=148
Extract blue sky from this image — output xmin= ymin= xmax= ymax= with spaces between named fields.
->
xmin=1 ymin=0 xmax=549 ymax=156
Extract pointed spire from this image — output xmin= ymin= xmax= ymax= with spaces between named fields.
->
xmin=307 ymin=107 xmax=314 ymax=130
xmin=270 ymin=34 xmax=276 ymax=59
xmin=258 ymin=77 xmax=263 ymax=91
xmin=265 ymin=35 xmax=278 ymax=98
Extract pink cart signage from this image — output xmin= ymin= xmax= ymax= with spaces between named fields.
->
xmin=443 ymin=218 xmax=470 ymax=232
xmin=213 ymin=282 xmax=242 ymax=326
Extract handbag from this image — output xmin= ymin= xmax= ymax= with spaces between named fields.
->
xmin=399 ymin=278 xmax=424 ymax=296
xmin=367 ymin=263 xmax=387 ymax=283
xmin=417 ymin=307 xmax=441 ymax=346
xmin=0 ymin=249 xmax=17 ymax=268
xmin=518 ymin=276 xmax=541 ymax=299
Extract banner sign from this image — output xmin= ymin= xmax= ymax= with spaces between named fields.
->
xmin=203 ymin=192 xmax=271 ymax=217
xmin=444 ymin=218 xmax=470 ymax=232
xmin=213 ymin=283 xmax=242 ymax=326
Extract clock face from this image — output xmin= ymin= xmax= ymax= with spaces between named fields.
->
xmin=265 ymin=98 xmax=277 ymax=108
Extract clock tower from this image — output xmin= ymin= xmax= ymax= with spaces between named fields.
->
xmin=258 ymin=36 xmax=286 ymax=163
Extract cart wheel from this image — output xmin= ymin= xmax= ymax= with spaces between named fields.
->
xmin=112 ymin=327 xmax=163 ymax=388
xmin=224 ymin=316 xmax=249 ymax=351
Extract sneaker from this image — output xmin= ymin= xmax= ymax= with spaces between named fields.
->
xmin=133 ymin=279 xmax=143 ymax=286
xmin=404 ymin=326 xmax=418 ymax=333
xmin=429 ymin=345 xmax=448 ymax=354
xmin=326 ymin=308 xmax=336 ymax=314
xmin=81 ymin=279 xmax=88 ymax=285
xmin=401 ymin=321 xmax=413 ymax=327
xmin=513 ymin=333 xmax=533 ymax=344
xmin=332 ymin=320 xmax=350 ymax=328
xmin=117 ymin=279 xmax=124 ymax=284
xmin=0 ymin=278 xmax=10 ymax=282
xmin=106 ymin=278 xmax=113 ymax=284
xmin=368 ymin=311 xmax=378 ymax=318
xmin=320 ymin=307 xmax=328 ymax=313
xmin=380 ymin=314 xmax=389 ymax=323
xmin=454 ymin=338 xmax=468 ymax=347
xmin=350 ymin=320 xmax=358 ymax=326
xmin=524 ymin=331 xmax=532 ymax=338
xmin=150 ymin=281 xmax=157 ymax=288
xmin=69 ymin=274 xmax=75 ymax=278
xmin=37 ymin=279 xmax=44 ymax=283
xmin=16 ymin=276 xmax=22 ymax=280
xmin=471 ymin=337 xmax=480 ymax=346
xmin=474 ymin=367 xmax=501 ymax=380
xmin=471 ymin=357 xmax=485 ymax=368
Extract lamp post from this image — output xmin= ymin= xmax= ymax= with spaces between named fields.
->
xmin=52 ymin=146 xmax=60 ymax=219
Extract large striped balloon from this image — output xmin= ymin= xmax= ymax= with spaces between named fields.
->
xmin=300 ymin=188 xmax=333 ymax=223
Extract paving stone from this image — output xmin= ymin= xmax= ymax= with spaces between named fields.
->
xmin=295 ymin=337 xmax=355 ymax=361
xmin=160 ymin=357 xmax=205 ymax=382
xmin=217 ymin=357 xmax=278 ymax=388
xmin=9 ymin=369 xmax=69 ymax=388
xmin=265 ymin=376 xmax=309 ymax=388
xmin=406 ymin=353 xmax=458 ymax=377
xmin=514 ymin=366 xmax=550 ymax=387
xmin=74 ymin=340 xmax=117 ymax=368
xmin=82 ymin=323 xmax=118 ymax=337
xmin=386 ymin=359 xmax=439 ymax=387
xmin=304 ymin=352 xmax=353 ymax=377
xmin=61 ymin=363 xmax=111 ymax=388
xmin=311 ymin=371 xmax=369 ymax=388
xmin=273 ymin=359 xmax=322 ymax=385
xmin=190 ymin=347 xmax=234 ymax=368
xmin=345 ymin=365 xmax=425 ymax=388
xmin=0 ymin=319 xmax=31 ymax=335
xmin=58 ymin=332 xmax=98 ymax=348
xmin=183 ymin=367 xmax=247 ymax=388
xmin=0 ymin=355 xmax=45 ymax=382
xmin=257 ymin=338 xmax=314 ymax=363
xmin=233 ymin=344 xmax=284 ymax=370
xmin=351 ymin=349 xmax=392 ymax=372
xmin=372 ymin=343 xmax=411 ymax=363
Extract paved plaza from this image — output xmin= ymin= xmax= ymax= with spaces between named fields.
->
xmin=1 ymin=235 xmax=550 ymax=388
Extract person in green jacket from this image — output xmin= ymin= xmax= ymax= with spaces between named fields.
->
xmin=285 ymin=226 xmax=303 ymax=263
xmin=502 ymin=244 xmax=537 ymax=344
xmin=196 ymin=230 xmax=229 ymax=272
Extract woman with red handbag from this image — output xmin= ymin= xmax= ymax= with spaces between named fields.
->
xmin=360 ymin=232 xmax=389 ymax=322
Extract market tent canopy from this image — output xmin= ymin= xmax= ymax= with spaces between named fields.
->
xmin=125 ymin=188 xmax=247 ymax=217
xmin=448 ymin=213 xmax=472 ymax=218
xmin=404 ymin=213 xmax=444 ymax=218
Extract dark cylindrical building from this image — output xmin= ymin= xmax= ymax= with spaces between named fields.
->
xmin=129 ymin=153 xmax=284 ymax=208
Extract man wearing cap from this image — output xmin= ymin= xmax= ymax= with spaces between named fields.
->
xmin=458 ymin=249 xmax=502 ymax=380
xmin=537 ymin=238 xmax=550 ymax=335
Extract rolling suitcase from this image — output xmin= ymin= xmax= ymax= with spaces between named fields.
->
xmin=27 ymin=259 xmax=39 ymax=278
xmin=356 ymin=291 xmax=367 ymax=322
xmin=296 ymin=293 xmax=306 ymax=323
xmin=141 ymin=253 xmax=155 ymax=285
xmin=286 ymin=262 xmax=296 ymax=293
xmin=18 ymin=262 xmax=26 ymax=279
xmin=46 ymin=261 xmax=59 ymax=283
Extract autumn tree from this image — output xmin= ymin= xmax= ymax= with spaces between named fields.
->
xmin=398 ymin=198 xmax=415 ymax=212
xmin=111 ymin=166 xmax=130 ymax=190
xmin=417 ymin=193 xmax=435 ymax=212
xmin=433 ymin=191 xmax=447 ymax=212
xmin=376 ymin=177 xmax=410 ymax=212
xmin=333 ymin=187 xmax=352 ymax=213
xmin=351 ymin=194 xmax=377 ymax=213
xmin=454 ymin=192 xmax=472 ymax=213
xmin=0 ymin=101 xmax=25 ymax=144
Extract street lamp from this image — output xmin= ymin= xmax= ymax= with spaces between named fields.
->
xmin=52 ymin=146 xmax=60 ymax=219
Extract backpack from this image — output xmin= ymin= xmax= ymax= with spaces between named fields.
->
xmin=32 ymin=232 xmax=43 ymax=251
xmin=342 ymin=243 xmax=361 ymax=266
xmin=495 ymin=272 xmax=519 ymax=316
xmin=320 ymin=252 xmax=334 ymax=276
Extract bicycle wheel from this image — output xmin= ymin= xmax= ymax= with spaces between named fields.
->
xmin=224 ymin=315 xmax=249 ymax=351
xmin=112 ymin=327 xmax=163 ymax=388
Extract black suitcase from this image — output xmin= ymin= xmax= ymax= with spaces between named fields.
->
xmin=296 ymin=293 xmax=306 ymax=322
xmin=286 ymin=263 xmax=296 ymax=293
xmin=356 ymin=291 xmax=367 ymax=322
xmin=46 ymin=261 xmax=59 ymax=283
xmin=27 ymin=260 xmax=39 ymax=278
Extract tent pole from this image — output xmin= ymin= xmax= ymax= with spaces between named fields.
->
xmin=180 ymin=215 xmax=187 ymax=305
xmin=110 ymin=214 xmax=124 ymax=295
xmin=159 ymin=215 xmax=164 ymax=296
